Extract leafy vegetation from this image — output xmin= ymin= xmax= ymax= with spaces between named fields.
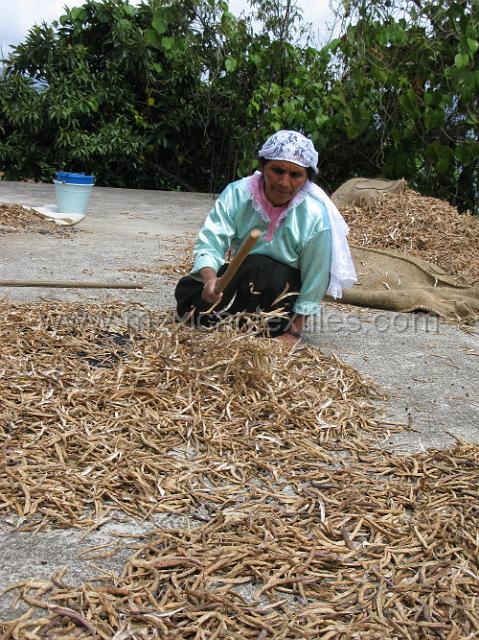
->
xmin=0 ymin=0 xmax=477 ymax=212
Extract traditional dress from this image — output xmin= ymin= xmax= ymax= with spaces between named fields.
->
xmin=175 ymin=130 xmax=356 ymax=336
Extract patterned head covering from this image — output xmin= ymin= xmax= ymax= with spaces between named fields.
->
xmin=258 ymin=130 xmax=319 ymax=174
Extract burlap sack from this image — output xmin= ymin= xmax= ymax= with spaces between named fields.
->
xmin=329 ymin=246 xmax=479 ymax=324
xmin=331 ymin=178 xmax=407 ymax=210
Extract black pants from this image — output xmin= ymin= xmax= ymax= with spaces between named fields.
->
xmin=174 ymin=254 xmax=301 ymax=336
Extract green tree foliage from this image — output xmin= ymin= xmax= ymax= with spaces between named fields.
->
xmin=330 ymin=0 xmax=479 ymax=212
xmin=0 ymin=0 xmax=477 ymax=212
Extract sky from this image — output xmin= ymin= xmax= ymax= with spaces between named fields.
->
xmin=0 ymin=0 xmax=339 ymax=59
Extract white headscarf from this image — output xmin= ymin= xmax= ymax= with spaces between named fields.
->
xmin=308 ymin=182 xmax=357 ymax=298
xmin=259 ymin=130 xmax=357 ymax=298
xmin=259 ymin=130 xmax=319 ymax=174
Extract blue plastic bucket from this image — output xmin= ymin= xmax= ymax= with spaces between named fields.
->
xmin=54 ymin=181 xmax=94 ymax=215
xmin=55 ymin=171 xmax=94 ymax=184
xmin=54 ymin=171 xmax=95 ymax=214
xmin=65 ymin=173 xmax=94 ymax=185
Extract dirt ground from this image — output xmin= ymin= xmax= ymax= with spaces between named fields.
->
xmin=1 ymin=181 xmax=478 ymax=622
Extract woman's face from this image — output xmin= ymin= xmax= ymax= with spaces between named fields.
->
xmin=261 ymin=160 xmax=308 ymax=207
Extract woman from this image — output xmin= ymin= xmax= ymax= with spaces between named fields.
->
xmin=175 ymin=130 xmax=356 ymax=344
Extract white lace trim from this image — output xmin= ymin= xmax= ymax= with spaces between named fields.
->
xmin=246 ymin=176 xmax=269 ymax=224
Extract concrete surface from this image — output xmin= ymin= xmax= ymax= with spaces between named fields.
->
xmin=1 ymin=180 xmax=478 ymax=621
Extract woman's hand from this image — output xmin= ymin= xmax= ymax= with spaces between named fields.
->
xmin=201 ymin=278 xmax=223 ymax=304
xmin=201 ymin=277 xmax=223 ymax=305
xmin=198 ymin=267 xmax=223 ymax=304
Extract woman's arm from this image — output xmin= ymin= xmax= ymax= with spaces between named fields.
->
xmin=294 ymin=228 xmax=332 ymax=316
xmin=278 ymin=227 xmax=331 ymax=345
xmin=192 ymin=187 xmax=237 ymax=275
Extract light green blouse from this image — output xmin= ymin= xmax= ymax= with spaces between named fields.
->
xmin=192 ymin=177 xmax=332 ymax=315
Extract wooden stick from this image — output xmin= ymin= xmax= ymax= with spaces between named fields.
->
xmin=214 ymin=228 xmax=261 ymax=294
xmin=0 ymin=280 xmax=143 ymax=290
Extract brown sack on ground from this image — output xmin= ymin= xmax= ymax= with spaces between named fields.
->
xmin=331 ymin=177 xmax=407 ymax=210
xmin=331 ymin=245 xmax=479 ymax=324
xmin=339 ymin=189 xmax=479 ymax=282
